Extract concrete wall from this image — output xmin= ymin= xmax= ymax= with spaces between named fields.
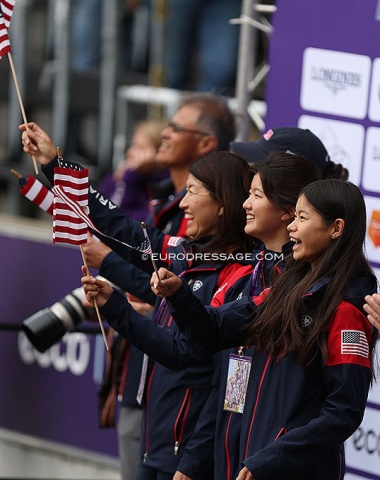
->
xmin=0 ymin=428 xmax=120 ymax=479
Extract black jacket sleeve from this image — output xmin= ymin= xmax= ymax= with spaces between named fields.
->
xmin=100 ymin=289 xmax=213 ymax=370
xmin=167 ymin=281 xmax=258 ymax=352
xmin=99 ymin=251 xmax=156 ymax=305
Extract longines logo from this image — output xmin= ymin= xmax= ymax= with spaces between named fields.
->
xmin=301 ymin=47 xmax=371 ymax=119
xmin=310 ymin=66 xmax=362 ymax=94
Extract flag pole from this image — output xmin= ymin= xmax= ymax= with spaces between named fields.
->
xmin=141 ymin=221 xmax=161 ymax=282
xmin=7 ymin=51 xmax=39 ymax=174
xmin=80 ymin=246 xmax=110 ymax=351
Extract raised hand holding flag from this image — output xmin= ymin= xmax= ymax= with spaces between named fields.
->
xmin=0 ymin=0 xmax=38 ymax=173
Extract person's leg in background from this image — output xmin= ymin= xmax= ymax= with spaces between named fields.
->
xmin=118 ymin=406 xmax=143 ymax=480
xmin=197 ymin=0 xmax=241 ymax=94
xmin=71 ymin=0 xmax=102 ymax=71
xmin=67 ymin=0 xmax=102 ymax=161
xmin=163 ymin=0 xmax=203 ymax=89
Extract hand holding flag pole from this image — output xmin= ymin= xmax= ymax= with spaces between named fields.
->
xmin=0 ymin=1 xmax=38 ymax=174
xmin=80 ymin=246 xmax=109 ymax=351
xmin=7 ymin=52 xmax=39 ymax=174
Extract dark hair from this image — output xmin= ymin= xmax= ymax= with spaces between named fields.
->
xmin=247 ymin=152 xmax=321 ymax=214
xmin=247 ymin=180 xmax=375 ymax=369
xmin=189 ymin=151 xmax=253 ymax=256
xmin=323 ymin=160 xmax=349 ymax=180
xmin=179 ymin=93 xmax=236 ymax=150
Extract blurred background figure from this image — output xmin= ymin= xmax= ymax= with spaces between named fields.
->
xmin=98 ymin=117 xmax=169 ymax=220
xmin=71 ymin=0 xmax=103 ymax=72
xmin=164 ymin=0 xmax=242 ymax=95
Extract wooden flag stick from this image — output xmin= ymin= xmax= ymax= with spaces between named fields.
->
xmin=7 ymin=51 xmax=39 ymax=174
xmin=141 ymin=221 xmax=161 ymax=282
xmin=80 ymin=245 xmax=110 ymax=351
xmin=10 ymin=168 xmax=23 ymax=180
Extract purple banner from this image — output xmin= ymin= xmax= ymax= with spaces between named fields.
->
xmin=0 ymin=230 xmax=117 ymax=457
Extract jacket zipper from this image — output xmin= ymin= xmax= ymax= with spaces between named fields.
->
xmin=143 ymin=363 xmax=156 ymax=462
xmin=245 ymin=355 xmax=271 ymax=459
xmin=173 ymin=388 xmax=192 ymax=455
xmin=225 ymin=412 xmax=233 ymax=480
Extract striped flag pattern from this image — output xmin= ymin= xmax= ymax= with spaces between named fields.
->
xmin=53 ymin=183 xmax=152 ymax=253
xmin=20 ymin=175 xmax=54 ymax=215
xmin=0 ymin=9 xmax=10 ymax=58
xmin=53 ymin=162 xmax=89 ymax=245
xmin=1 ymin=0 xmax=16 ymax=28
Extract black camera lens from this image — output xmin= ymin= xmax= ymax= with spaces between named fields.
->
xmin=22 ymin=287 xmax=89 ymax=353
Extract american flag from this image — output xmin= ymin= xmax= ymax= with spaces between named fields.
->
xmin=341 ymin=330 xmax=369 ymax=358
xmin=53 ymin=161 xmax=89 ymax=245
xmin=1 ymin=0 xmax=16 ymax=28
xmin=53 ymin=177 xmax=152 ymax=253
xmin=20 ymin=175 xmax=54 ymax=215
xmin=0 ymin=8 xmax=10 ymax=59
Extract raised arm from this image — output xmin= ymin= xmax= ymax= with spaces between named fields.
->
xmin=151 ymin=267 xmax=257 ymax=352
xmin=81 ymin=270 xmax=212 ymax=370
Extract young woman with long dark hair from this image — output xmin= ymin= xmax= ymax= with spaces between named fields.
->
xmin=151 ymin=179 xmax=378 ymax=480
xmin=83 ymin=151 xmax=322 ymax=479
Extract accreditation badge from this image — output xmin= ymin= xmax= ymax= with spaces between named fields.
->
xmin=224 ymin=353 xmax=252 ymax=413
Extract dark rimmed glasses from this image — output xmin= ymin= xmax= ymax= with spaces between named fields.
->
xmin=167 ymin=122 xmax=212 ymax=136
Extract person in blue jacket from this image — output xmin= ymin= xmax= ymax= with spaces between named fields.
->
xmin=22 ymin=143 xmax=255 ymax=479
xmin=80 ymin=152 xmax=254 ymax=480
xmin=169 ymin=151 xmax=321 ymax=480
xmin=81 ymin=151 xmax=321 ymax=479
xmin=150 ymin=179 xmax=378 ymax=480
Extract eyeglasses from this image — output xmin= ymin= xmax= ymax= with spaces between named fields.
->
xmin=167 ymin=122 xmax=211 ymax=136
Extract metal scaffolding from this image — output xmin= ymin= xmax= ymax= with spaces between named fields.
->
xmin=2 ymin=0 xmax=276 ymax=214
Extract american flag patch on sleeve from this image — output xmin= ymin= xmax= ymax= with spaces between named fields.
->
xmin=341 ymin=330 xmax=369 ymax=358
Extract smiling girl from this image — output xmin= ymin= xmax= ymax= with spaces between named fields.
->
xmin=152 ymin=179 xmax=378 ymax=480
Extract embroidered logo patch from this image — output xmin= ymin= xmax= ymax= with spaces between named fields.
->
xmin=341 ymin=330 xmax=369 ymax=358
xmin=301 ymin=315 xmax=313 ymax=328
xmin=192 ymin=280 xmax=203 ymax=291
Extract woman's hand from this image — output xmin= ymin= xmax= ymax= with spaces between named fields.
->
xmin=173 ymin=471 xmax=193 ymax=480
xmin=81 ymin=266 xmax=113 ymax=307
xmin=81 ymin=233 xmax=112 ymax=269
xmin=19 ymin=122 xmax=56 ymax=165
xmin=150 ymin=268 xmax=183 ymax=297
xmin=236 ymin=466 xmax=254 ymax=480
xmin=364 ymin=293 xmax=380 ymax=331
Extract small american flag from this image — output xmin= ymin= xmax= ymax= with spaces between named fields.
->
xmin=20 ymin=175 xmax=54 ymax=215
xmin=53 ymin=161 xmax=89 ymax=245
xmin=1 ymin=0 xmax=16 ymax=28
xmin=0 ymin=9 xmax=10 ymax=59
xmin=53 ymin=183 xmax=153 ymax=254
xmin=341 ymin=330 xmax=369 ymax=359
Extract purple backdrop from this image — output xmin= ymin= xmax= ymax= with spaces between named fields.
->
xmin=0 ymin=232 xmax=118 ymax=457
